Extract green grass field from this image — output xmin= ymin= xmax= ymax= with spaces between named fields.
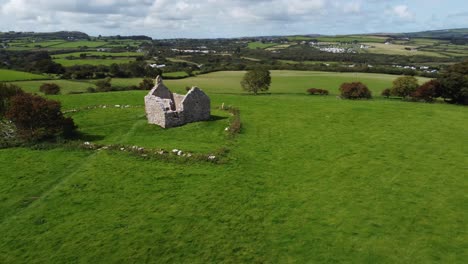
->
xmin=362 ymin=43 xmax=448 ymax=57
xmin=0 ymin=71 xmax=466 ymax=263
xmin=247 ymin=42 xmax=278 ymax=49
xmin=317 ymin=35 xmax=387 ymax=43
xmin=162 ymin=71 xmax=190 ymax=78
xmin=50 ymin=41 xmax=108 ymax=48
xmin=10 ymin=80 xmax=95 ymax=94
xmin=0 ymin=69 xmax=49 ymax=82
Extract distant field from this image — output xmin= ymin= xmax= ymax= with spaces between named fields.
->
xmin=362 ymin=43 xmax=448 ymax=57
xmin=287 ymin=36 xmax=314 ymax=41
xmin=265 ymin=44 xmax=294 ymax=51
xmin=166 ymin=57 xmax=200 ymax=66
xmin=278 ymin=60 xmax=340 ymax=65
xmin=53 ymin=58 xmax=136 ymax=66
xmin=317 ymin=35 xmax=386 ymax=43
xmin=7 ymin=40 xmax=65 ymax=48
xmin=163 ymin=71 xmax=190 ymax=78
xmin=10 ymin=80 xmax=95 ymax=94
xmin=248 ymin=42 xmax=277 ymax=49
xmin=50 ymin=41 xmax=108 ymax=48
xmin=0 ymin=69 xmax=49 ymax=81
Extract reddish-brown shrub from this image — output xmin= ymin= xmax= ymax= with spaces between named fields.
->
xmin=381 ymin=88 xmax=391 ymax=98
xmin=39 ymin=83 xmax=61 ymax=95
xmin=5 ymin=93 xmax=77 ymax=141
xmin=411 ymin=80 xmax=442 ymax=102
xmin=339 ymin=82 xmax=372 ymax=99
xmin=307 ymin=88 xmax=329 ymax=95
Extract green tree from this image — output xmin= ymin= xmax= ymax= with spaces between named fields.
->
xmin=139 ymin=78 xmax=155 ymax=90
xmin=391 ymin=76 xmax=419 ymax=98
xmin=96 ymin=77 xmax=112 ymax=92
xmin=241 ymin=68 xmax=271 ymax=95
xmin=437 ymin=61 xmax=468 ymax=105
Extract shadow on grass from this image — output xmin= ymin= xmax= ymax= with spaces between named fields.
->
xmin=76 ymin=133 xmax=106 ymax=142
xmin=209 ymin=115 xmax=228 ymax=121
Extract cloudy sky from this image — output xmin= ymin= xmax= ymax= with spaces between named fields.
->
xmin=0 ymin=0 xmax=466 ymax=38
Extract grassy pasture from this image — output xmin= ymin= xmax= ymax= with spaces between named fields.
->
xmin=0 ymin=69 xmax=49 ymax=82
xmin=162 ymin=71 xmax=190 ymax=78
xmin=7 ymin=40 xmax=66 ymax=48
xmin=10 ymin=80 xmax=95 ymax=94
xmin=51 ymin=41 xmax=108 ymax=48
xmin=362 ymin=43 xmax=448 ymax=57
xmin=317 ymin=35 xmax=386 ymax=43
xmin=0 ymin=71 xmax=466 ymax=263
xmin=247 ymin=41 xmax=277 ymax=49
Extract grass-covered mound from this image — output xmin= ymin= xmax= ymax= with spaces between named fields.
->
xmin=0 ymin=71 xmax=466 ymax=263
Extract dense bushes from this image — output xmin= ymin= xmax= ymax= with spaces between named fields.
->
xmin=437 ymin=60 xmax=468 ymax=105
xmin=411 ymin=80 xmax=441 ymax=102
xmin=339 ymin=82 xmax=372 ymax=99
xmin=391 ymin=76 xmax=419 ymax=98
xmin=139 ymin=78 xmax=155 ymax=90
xmin=0 ymin=83 xmax=24 ymax=115
xmin=5 ymin=93 xmax=76 ymax=141
xmin=39 ymin=83 xmax=61 ymax=95
xmin=95 ymin=77 xmax=112 ymax=92
xmin=307 ymin=88 xmax=329 ymax=95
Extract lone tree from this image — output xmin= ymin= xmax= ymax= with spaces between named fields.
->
xmin=5 ymin=93 xmax=76 ymax=141
xmin=241 ymin=68 xmax=271 ymax=95
xmin=437 ymin=60 xmax=468 ymax=105
xmin=391 ymin=76 xmax=419 ymax=98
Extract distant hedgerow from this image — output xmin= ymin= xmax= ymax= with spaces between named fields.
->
xmin=339 ymin=82 xmax=372 ymax=99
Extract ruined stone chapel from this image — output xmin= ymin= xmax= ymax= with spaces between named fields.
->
xmin=144 ymin=76 xmax=211 ymax=128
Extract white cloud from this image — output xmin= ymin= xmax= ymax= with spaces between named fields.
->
xmin=342 ymin=1 xmax=362 ymax=14
xmin=391 ymin=5 xmax=414 ymax=20
xmin=0 ymin=0 xmax=464 ymax=38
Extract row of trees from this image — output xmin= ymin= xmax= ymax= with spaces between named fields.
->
xmin=240 ymin=61 xmax=467 ymax=105
xmin=383 ymin=61 xmax=467 ymax=104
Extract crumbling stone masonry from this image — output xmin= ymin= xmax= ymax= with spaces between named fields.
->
xmin=144 ymin=76 xmax=211 ymax=128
